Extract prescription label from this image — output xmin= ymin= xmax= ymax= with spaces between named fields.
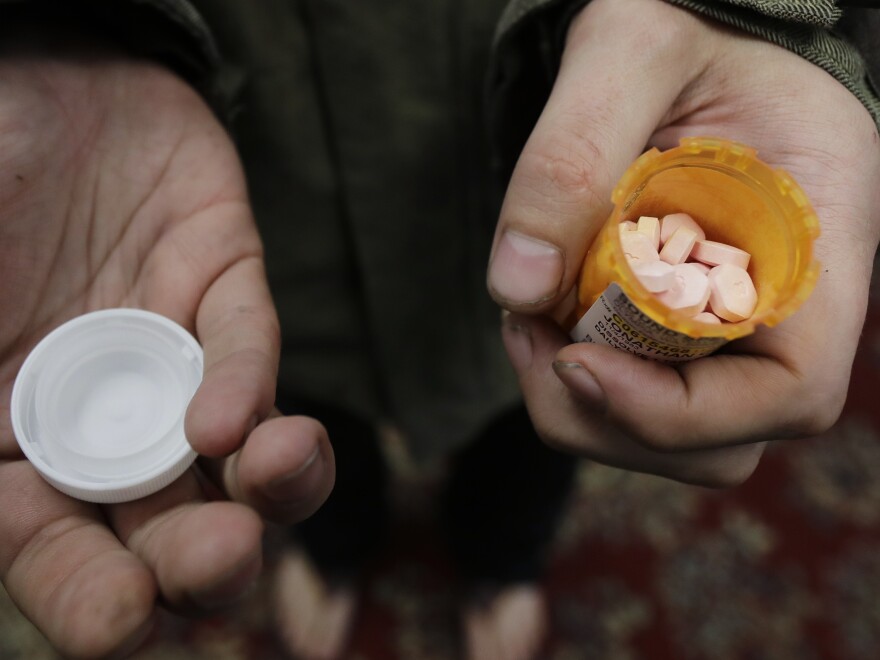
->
xmin=570 ymin=283 xmax=726 ymax=362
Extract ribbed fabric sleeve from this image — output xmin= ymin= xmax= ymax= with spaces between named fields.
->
xmin=661 ymin=0 xmax=880 ymax=127
xmin=492 ymin=0 xmax=880 ymax=130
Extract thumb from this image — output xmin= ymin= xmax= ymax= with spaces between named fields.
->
xmin=487 ymin=0 xmax=709 ymax=312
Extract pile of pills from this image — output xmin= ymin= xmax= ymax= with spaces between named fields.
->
xmin=619 ymin=213 xmax=757 ymax=324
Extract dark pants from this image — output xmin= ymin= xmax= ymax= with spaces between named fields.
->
xmin=277 ymin=396 xmax=577 ymax=585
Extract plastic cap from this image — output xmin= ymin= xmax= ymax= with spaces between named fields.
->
xmin=11 ymin=309 xmax=203 ymax=503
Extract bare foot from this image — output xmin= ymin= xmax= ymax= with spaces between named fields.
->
xmin=462 ymin=584 xmax=548 ymax=660
xmin=274 ymin=550 xmax=358 ymax=660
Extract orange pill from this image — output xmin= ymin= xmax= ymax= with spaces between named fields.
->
xmin=621 ymin=231 xmax=659 ymax=265
xmin=692 ymin=240 xmax=751 ymax=270
xmin=708 ymin=264 xmax=757 ymax=322
xmin=632 ymin=260 xmax=675 ymax=293
xmin=656 ymin=263 xmax=711 ymax=316
xmin=659 ymin=226 xmax=697 ymax=265
xmin=660 ymin=213 xmax=705 ymax=246
xmin=618 ymin=220 xmax=638 ymax=235
xmin=637 ymin=216 xmax=661 ymax=251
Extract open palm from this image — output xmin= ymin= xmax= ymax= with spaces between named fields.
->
xmin=0 ymin=46 xmax=333 ymax=657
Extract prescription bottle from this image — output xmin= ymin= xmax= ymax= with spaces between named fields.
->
xmin=568 ymin=136 xmax=819 ymax=362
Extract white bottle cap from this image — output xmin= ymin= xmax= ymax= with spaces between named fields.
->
xmin=11 ymin=309 xmax=203 ymax=503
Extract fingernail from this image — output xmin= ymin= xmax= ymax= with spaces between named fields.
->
xmin=553 ymin=360 xmax=606 ymax=408
xmin=488 ymin=231 xmax=563 ymax=305
xmin=502 ymin=320 xmax=533 ymax=371
xmin=263 ymin=445 xmax=321 ymax=502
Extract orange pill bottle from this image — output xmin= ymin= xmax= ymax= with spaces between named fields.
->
xmin=568 ymin=137 xmax=819 ymax=362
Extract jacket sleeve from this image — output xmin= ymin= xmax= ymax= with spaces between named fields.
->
xmin=659 ymin=0 xmax=880 ymax=126
xmin=488 ymin=0 xmax=880 ymax=181
xmin=0 ymin=0 xmax=235 ymax=120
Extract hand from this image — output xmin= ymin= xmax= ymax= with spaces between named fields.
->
xmin=487 ymin=0 xmax=880 ymax=487
xmin=0 ymin=37 xmax=334 ymax=657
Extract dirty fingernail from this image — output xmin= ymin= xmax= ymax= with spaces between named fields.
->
xmin=553 ymin=360 xmax=605 ymax=408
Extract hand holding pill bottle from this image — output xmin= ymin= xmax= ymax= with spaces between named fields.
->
xmin=568 ymin=137 xmax=819 ymax=363
xmin=488 ymin=0 xmax=880 ymax=489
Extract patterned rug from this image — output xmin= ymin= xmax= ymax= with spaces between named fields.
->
xmin=5 ymin=282 xmax=880 ymax=659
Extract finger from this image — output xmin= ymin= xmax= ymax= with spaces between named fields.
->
xmin=487 ymin=0 xmax=710 ymax=312
xmin=0 ymin=461 xmax=157 ymax=658
xmin=501 ymin=314 xmax=765 ymax=487
xmin=185 ymin=255 xmax=280 ymax=457
xmin=105 ymin=468 xmax=264 ymax=614
xmin=555 ymin=340 xmax=806 ymax=449
xmin=198 ymin=414 xmax=336 ymax=524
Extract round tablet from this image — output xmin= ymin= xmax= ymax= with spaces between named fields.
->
xmin=11 ymin=309 xmax=203 ymax=503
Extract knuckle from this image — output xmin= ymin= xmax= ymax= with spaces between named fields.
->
xmin=690 ymin=445 xmax=764 ymax=489
xmin=542 ymin=148 xmax=599 ymax=197
xmin=787 ymin=384 xmax=846 ymax=437
xmin=516 ymin=138 xmax=608 ymax=210
xmin=527 ymin=410 xmax=582 ymax=456
xmin=795 ymin=400 xmax=844 ymax=437
xmin=628 ymin=421 xmax=683 ymax=453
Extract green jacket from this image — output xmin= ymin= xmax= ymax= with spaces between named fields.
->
xmin=3 ymin=0 xmax=879 ymax=460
